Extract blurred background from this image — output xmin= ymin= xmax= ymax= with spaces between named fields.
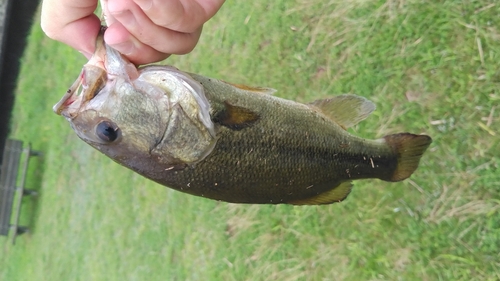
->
xmin=1 ymin=1 xmax=499 ymax=280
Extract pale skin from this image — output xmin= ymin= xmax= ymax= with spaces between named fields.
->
xmin=41 ymin=0 xmax=225 ymax=65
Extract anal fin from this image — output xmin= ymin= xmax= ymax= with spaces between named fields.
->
xmin=288 ymin=181 xmax=353 ymax=205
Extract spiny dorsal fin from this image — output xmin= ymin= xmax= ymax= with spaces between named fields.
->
xmin=224 ymin=81 xmax=277 ymax=95
xmin=309 ymin=94 xmax=375 ymax=129
xmin=288 ymin=181 xmax=353 ymax=205
xmin=213 ymin=101 xmax=260 ymax=130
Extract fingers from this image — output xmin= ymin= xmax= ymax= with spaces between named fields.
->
xmin=104 ymin=0 xmax=206 ymax=64
xmin=41 ymin=0 xmax=101 ymax=57
xmin=41 ymin=0 xmax=226 ymax=64
xmin=105 ymin=21 xmax=197 ymax=64
xmin=132 ymin=0 xmax=225 ymax=33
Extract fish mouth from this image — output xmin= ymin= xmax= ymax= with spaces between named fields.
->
xmin=53 ymin=64 xmax=107 ymax=118
xmin=54 ymin=26 xmax=138 ymax=118
xmin=52 ymin=70 xmax=84 ymax=117
xmin=53 ymin=28 xmax=108 ymax=118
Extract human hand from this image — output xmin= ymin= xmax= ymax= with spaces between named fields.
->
xmin=41 ymin=0 xmax=225 ymax=65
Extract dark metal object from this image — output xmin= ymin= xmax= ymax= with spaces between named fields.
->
xmin=0 ymin=0 xmax=40 ymax=160
xmin=0 ymin=139 xmax=40 ymax=244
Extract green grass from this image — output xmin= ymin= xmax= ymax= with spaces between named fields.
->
xmin=2 ymin=0 xmax=499 ymax=280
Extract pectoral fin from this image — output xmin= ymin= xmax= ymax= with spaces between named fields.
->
xmin=288 ymin=181 xmax=353 ymax=205
xmin=213 ymin=101 xmax=260 ymax=130
xmin=309 ymin=94 xmax=375 ymax=129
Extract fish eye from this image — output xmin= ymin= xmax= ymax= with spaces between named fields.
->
xmin=96 ymin=120 xmax=120 ymax=143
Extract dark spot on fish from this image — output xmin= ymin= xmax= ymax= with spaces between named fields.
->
xmin=213 ymin=101 xmax=260 ymax=130
xmin=96 ymin=120 xmax=120 ymax=142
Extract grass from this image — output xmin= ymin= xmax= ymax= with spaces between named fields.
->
xmin=1 ymin=0 xmax=499 ymax=280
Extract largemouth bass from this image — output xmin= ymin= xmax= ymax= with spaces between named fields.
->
xmin=54 ymin=30 xmax=432 ymax=205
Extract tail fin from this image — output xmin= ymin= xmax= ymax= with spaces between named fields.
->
xmin=384 ymin=133 xmax=432 ymax=182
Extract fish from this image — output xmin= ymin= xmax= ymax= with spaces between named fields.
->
xmin=54 ymin=29 xmax=432 ymax=205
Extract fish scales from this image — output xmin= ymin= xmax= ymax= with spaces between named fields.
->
xmin=159 ymin=74 xmax=397 ymax=204
xmin=54 ymin=29 xmax=432 ymax=205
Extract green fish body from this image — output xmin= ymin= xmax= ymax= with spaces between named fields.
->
xmin=54 ymin=31 xmax=431 ymax=205
xmin=158 ymin=74 xmax=430 ymax=204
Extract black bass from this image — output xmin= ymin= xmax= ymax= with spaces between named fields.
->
xmin=54 ymin=31 xmax=432 ymax=205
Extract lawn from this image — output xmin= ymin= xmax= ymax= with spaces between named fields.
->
xmin=1 ymin=0 xmax=499 ymax=280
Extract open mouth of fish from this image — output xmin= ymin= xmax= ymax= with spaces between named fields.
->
xmin=53 ymin=27 xmax=139 ymax=119
xmin=53 ymin=65 xmax=105 ymax=118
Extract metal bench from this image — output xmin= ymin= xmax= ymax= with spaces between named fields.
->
xmin=0 ymin=139 xmax=40 ymax=244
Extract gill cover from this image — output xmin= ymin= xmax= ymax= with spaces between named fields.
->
xmin=136 ymin=65 xmax=217 ymax=164
xmin=54 ymin=27 xmax=217 ymax=165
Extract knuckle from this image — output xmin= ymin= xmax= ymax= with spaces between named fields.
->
xmin=40 ymin=22 xmax=59 ymax=40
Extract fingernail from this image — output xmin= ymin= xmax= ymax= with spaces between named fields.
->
xmin=110 ymin=41 xmax=135 ymax=55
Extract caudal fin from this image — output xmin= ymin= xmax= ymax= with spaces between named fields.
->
xmin=384 ymin=133 xmax=432 ymax=182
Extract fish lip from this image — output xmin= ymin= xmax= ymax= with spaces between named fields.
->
xmin=54 ymin=26 xmax=138 ymax=117
xmin=53 ymin=28 xmax=108 ymax=117
xmin=53 ymin=63 xmax=108 ymax=117
xmin=53 ymin=70 xmax=84 ymax=117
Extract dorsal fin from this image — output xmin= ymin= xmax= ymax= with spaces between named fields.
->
xmin=213 ymin=101 xmax=260 ymax=130
xmin=309 ymin=94 xmax=375 ymax=129
xmin=288 ymin=181 xmax=353 ymax=205
xmin=224 ymin=81 xmax=277 ymax=95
